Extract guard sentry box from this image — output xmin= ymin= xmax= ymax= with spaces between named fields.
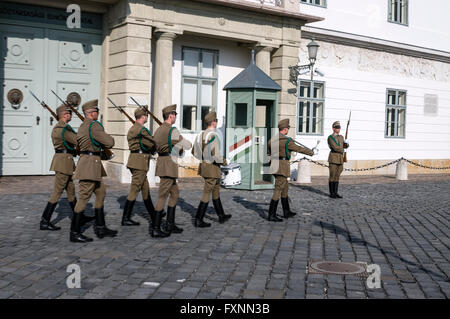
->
xmin=223 ymin=58 xmax=281 ymax=190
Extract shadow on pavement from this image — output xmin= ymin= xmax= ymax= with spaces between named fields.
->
xmin=233 ymin=195 xmax=267 ymax=220
xmin=291 ymin=184 xmax=330 ymax=198
xmin=317 ymin=220 xmax=449 ymax=282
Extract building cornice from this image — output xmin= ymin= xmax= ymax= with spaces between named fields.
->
xmin=191 ymin=0 xmax=323 ymax=24
xmin=302 ymin=26 xmax=450 ymax=64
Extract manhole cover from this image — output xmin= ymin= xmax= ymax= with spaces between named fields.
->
xmin=310 ymin=261 xmax=366 ymax=275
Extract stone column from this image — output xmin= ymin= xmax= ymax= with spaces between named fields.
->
xmin=255 ymin=46 xmax=273 ymax=76
xmin=104 ymin=21 xmax=153 ymax=183
xmin=153 ymin=30 xmax=179 ymax=132
xmin=271 ymin=44 xmax=300 ymax=139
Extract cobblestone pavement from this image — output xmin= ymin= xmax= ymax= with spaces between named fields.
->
xmin=0 ymin=174 xmax=449 ymax=299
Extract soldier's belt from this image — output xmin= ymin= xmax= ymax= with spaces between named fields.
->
xmin=55 ymin=149 xmax=72 ymax=154
xmin=158 ymin=152 xmax=170 ymax=156
xmin=131 ymin=149 xmax=151 ymax=154
xmin=81 ymin=151 xmax=101 ymax=156
xmin=279 ymin=157 xmax=289 ymax=160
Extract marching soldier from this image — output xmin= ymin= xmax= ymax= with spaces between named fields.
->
xmin=267 ymin=119 xmax=314 ymax=222
xmin=327 ymin=121 xmax=349 ymax=198
xmin=153 ymin=105 xmax=192 ymax=238
xmin=39 ymin=104 xmax=93 ymax=230
xmin=71 ymin=100 xmax=117 ymax=243
xmin=121 ymin=108 xmax=157 ymax=226
xmin=194 ymin=111 xmax=231 ymax=228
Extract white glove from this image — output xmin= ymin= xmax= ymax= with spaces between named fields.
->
xmin=344 ymin=139 xmax=349 ymax=146
xmin=313 ymin=148 xmax=319 ymax=155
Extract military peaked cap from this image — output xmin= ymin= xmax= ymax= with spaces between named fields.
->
xmin=82 ymin=99 xmax=99 ymax=112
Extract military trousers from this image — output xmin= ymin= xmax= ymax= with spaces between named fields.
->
xmin=201 ymin=178 xmax=220 ymax=203
xmin=73 ymin=180 xmax=106 ymax=213
xmin=329 ymin=163 xmax=344 ymax=182
xmin=155 ymin=177 xmax=179 ymax=211
xmin=272 ymin=175 xmax=289 ymax=201
xmin=127 ymin=168 xmax=150 ymax=202
xmin=49 ymin=172 xmax=76 ymax=204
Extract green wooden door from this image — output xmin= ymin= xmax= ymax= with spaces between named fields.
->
xmin=1 ymin=24 xmax=46 ymax=175
xmin=226 ymin=90 xmax=254 ymax=189
xmin=0 ymin=25 xmax=102 ymax=175
xmin=44 ymin=29 xmax=102 ymax=174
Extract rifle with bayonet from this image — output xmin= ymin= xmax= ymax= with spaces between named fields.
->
xmin=343 ymin=110 xmax=351 ymax=163
xmin=129 ymin=96 xmax=163 ymax=126
xmin=107 ymin=97 xmax=135 ymax=124
xmin=30 ymin=90 xmax=80 ymax=155
xmin=280 ymin=133 xmax=320 ymax=155
xmin=51 ymin=90 xmax=114 ymax=160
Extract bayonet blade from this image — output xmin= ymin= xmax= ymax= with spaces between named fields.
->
xmin=107 ymin=97 xmax=122 ymax=111
xmin=51 ymin=90 xmax=67 ymax=105
xmin=29 ymin=90 xmax=41 ymax=104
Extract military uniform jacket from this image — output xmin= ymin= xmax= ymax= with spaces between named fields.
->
xmin=126 ymin=122 xmax=156 ymax=172
xmin=198 ymin=129 xmax=226 ymax=179
xmin=268 ymin=134 xmax=314 ymax=177
xmin=49 ymin=120 xmax=77 ymax=175
xmin=327 ymin=134 xmax=349 ymax=164
xmin=154 ymin=122 xmax=192 ymax=178
xmin=73 ymin=119 xmax=115 ymax=181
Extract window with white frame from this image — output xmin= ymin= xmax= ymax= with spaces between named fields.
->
xmin=385 ymin=89 xmax=407 ymax=138
xmin=297 ymin=80 xmax=324 ymax=135
xmin=300 ymin=0 xmax=327 ymax=8
xmin=181 ymin=47 xmax=218 ymax=131
xmin=388 ymin=0 xmax=408 ymax=25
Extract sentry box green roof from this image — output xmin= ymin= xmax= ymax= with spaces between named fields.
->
xmin=223 ymin=54 xmax=281 ymax=190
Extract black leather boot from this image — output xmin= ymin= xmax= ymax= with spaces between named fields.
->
xmin=335 ymin=182 xmax=343 ymax=199
xmin=70 ymin=199 xmax=95 ymax=226
xmin=144 ymin=198 xmax=156 ymax=227
xmin=213 ymin=198 xmax=231 ymax=223
xmin=121 ymin=200 xmax=140 ymax=226
xmin=268 ymin=199 xmax=283 ymax=222
xmin=94 ymin=207 xmax=118 ymax=238
xmin=69 ymin=199 xmax=76 ymax=213
xmin=329 ymin=182 xmax=336 ymax=198
xmin=165 ymin=206 xmax=183 ymax=234
xmin=40 ymin=202 xmax=60 ymax=230
xmin=194 ymin=201 xmax=211 ymax=228
xmin=70 ymin=213 xmax=93 ymax=243
xmin=151 ymin=211 xmax=170 ymax=238
xmin=281 ymin=197 xmax=296 ymax=218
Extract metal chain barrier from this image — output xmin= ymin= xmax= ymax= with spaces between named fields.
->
xmin=178 ymin=164 xmax=199 ymax=171
xmin=402 ymin=158 xmax=450 ymax=171
xmin=290 ymin=157 xmax=450 ymax=172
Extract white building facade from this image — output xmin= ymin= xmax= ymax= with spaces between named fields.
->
xmin=293 ymin=0 xmax=450 ymax=176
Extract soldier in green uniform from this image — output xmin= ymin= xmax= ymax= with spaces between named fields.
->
xmin=153 ymin=104 xmax=192 ymax=237
xmin=193 ymin=111 xmax=231 ymax=227
xmin=39 ymin=104 xmax=93 ymax=230
xmin=327 ymin=121 xmax=349 ymax=199
xmin=71 ymin=100 xmax=117 ymax=242
xmin=267 ymin=119 xmax=315 ymax=222
xmin=121 ymin=108 xmax=157 ymax=226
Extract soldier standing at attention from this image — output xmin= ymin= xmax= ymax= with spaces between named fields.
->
xmin=39 ymin=104 xmax=93 ymax=230
xmin=194 ymin=111 xmax=231 ymax=228
xmin=121 ymin=108 xmax=157 ymax=226
xmin=267 ymin=119 xmax=315 ymax=222
xmin=153 ymin=105 xmax=192 ymax=238
xmin=327 ymin=121 xmax=349 ymax=199
xmin=71 ymin=100 xmax=117 ymax=243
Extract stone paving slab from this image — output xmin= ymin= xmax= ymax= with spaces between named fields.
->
xmin=0 ymin=174 xmax=449 ymax=299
